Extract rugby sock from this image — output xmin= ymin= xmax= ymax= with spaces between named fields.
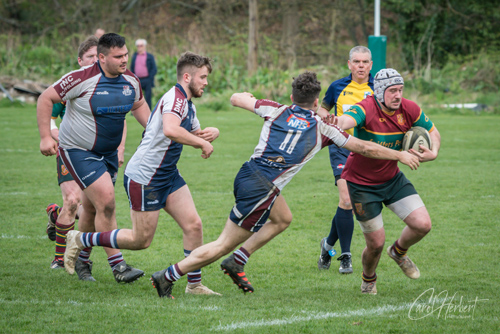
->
xmin=326 ymin=214 xmax=339 ymax=247
xmin=80 ymin=230 xmax=120 ymax=249
xmin=164 ymin=264 xmax=184 ymax=283
xmin=393 ymin=240 xmax=408 ymax=257
xmin=108 ymin=252 xmax=124 ymax=271
xmin=362 ymin=272 xmax=377 ymax=283
xmin=184 ymin=249 xmax=201 ymax=285
xmin=335 ymin=207 xmax=354 ymax=254
xmin=233 ymin=247 xmax=250 ymax=266
xmin=54 ymin=221 xmax=75 ymax=259
xmin=78 ymin=248 xmax=93 ymax=263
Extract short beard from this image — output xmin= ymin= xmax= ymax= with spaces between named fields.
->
xmin=189 ymin=82 xmax=202 ymax=98
xmin=382 ymin=101 xmax=400 ymax=112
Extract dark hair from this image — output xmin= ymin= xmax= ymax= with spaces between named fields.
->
xmin=176 ymin=52 xmax=213 ymax=81
xmin=78 ymin=36 xmax=99 ymax=59
xmin=291 ymin=71 xmax=321 ymax=106
xmin=97 ymin=33 xmax=126 ymax=56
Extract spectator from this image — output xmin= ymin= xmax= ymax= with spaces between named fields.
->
xmin=130 ymin=39 xmax=157 ymax=109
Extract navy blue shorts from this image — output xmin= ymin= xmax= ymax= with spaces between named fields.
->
xmin=328 ymin=145 xmax=350 ymax=184
xmin=123 ymin=170 xmax=186 ymax=212
xmin=59 ymin=148 xmax=118 ymax=190
xmin=229 ymin=161 xmax=280 ymax=232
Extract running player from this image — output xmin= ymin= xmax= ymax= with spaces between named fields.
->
xmin=37 ymin=33 xmax=150 ymax=283
xmin=147 ymin=71 xmax=420 ymax=299
xmin=63 ymin=52 xmax=221 ymax=295
xmin=336 ymin=68 xmax=441 ymax=294
xmin=45 ymin=36 xmax=99 ymax=280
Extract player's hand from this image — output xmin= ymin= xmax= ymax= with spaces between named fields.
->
xmin=398 ymin=151 xmax=420 ymax=170
xmin=200 ymin=141 xmax=213 ymax=159
xmin=409 ymin=145 xmax=437 ymax=162
xmin=40 ymin=137 xmax=58 ymax=156
xmin=322 ymin=114 xmax=337 ymax=125
xmin=197 ymin=127 xmax=220 ymax=142
xmin=117 ymin=145 xmax=125 ymax=167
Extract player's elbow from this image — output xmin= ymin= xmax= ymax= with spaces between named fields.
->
xmin=163 ymin=126 xmax=178 ymax=139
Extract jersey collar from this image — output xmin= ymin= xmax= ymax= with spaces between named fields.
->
xmin=175 ymin=83 xmax=188 ymax=99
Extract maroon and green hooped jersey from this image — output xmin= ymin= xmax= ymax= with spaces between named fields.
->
xmin=342 ymin=95 xmax=435 ymax=185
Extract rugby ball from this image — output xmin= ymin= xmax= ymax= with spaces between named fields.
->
xmin=402 ymin=127 xmax=432 ymax=152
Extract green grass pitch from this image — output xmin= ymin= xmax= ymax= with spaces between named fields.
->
xmin=0 ymin=102 xmax=499 ymax=333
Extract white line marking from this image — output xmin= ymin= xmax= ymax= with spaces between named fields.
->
xmin=1 ymin=234 xmax=48 ymax=240
xmin=211 ymin=303 xmax=413 ymax=331
xmin=0 ymin=298 xmax=220 ymax=312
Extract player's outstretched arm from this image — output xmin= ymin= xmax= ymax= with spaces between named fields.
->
xmin=344 ymin=137 xmax=420 ymax=170
xmin=37 ymin=86 xmax=62 ymax=156
xmin=163 ymin=113 xmax=213 ymax=159
xmin=230 ymin=92 xmax=257 ymax=112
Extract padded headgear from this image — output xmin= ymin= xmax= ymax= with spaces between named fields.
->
xmin=374 ymin=68 xmax=404 ymax=103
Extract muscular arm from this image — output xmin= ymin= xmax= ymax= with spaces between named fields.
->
xmin=230 ymin=92 xmax=257 ymax=112
xmin=163 ymin=113 xmax=213 ymax=159
xmin=344 ymin=137 xmax=420 ymax=170
xmin=131 ymin=98 xmax=151 ymax=128
xmin=37 ymin=86 xmax=62 ymax=156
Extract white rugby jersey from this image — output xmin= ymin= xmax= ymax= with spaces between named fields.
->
xmin=54 ymin=61 xmax=142 ymax=155
xmin=250 ymin=99 xmax=350 ymax=190
xmin=125 ymin=84 xmax=201 ymax=186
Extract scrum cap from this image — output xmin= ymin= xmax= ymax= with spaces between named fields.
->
xmin=374 ymin=68 xmax=404 ymax=103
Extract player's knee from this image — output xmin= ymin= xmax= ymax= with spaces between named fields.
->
xmin=339 ymin=195 xmax=352 ymax=210
xmin=136 ymin=238 xmax=152 ymax=250
xmin=63 ymin=195 xmax=80 ymax=213
xmin=284 ymin=211 xmax=292 ymax=226
xmin=100 ymin=200 xmax=116 ymax=219
xmin=130 ymin=232 xmax=154 ymax=250
xmin=416 ymin=219 xmax=432 ymax=235
xmin=365 ymin=236 xmax=385 ymax=253
xmin=339 ymin=200 xmax=352 ymax=210
xmin=368 ymin=239 xmax=384 ymax=253
xmin=186 ymin=217 xmax=203 ymax=235
xmin=274 ymin=212 xmax=292 ymax=231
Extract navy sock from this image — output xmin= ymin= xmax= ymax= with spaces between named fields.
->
xmin=326 ymin=214 xmax=338 ymax=247
xmin=335 ymin=207 xmax=354 ymax=254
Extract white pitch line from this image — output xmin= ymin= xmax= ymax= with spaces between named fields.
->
xmin=211 ymin=303 xmax=413 ymax=331
xmin=0 ymin=298 xmax=220 ymax=312
xmin=1 ymin=234 xmax=48 ymax=240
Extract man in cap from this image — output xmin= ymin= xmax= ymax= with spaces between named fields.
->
xmin=331 ymin=68 xmax=441 ymax=294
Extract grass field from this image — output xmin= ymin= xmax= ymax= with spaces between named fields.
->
xmin=0 ymin=101 xmax=499 ymax=333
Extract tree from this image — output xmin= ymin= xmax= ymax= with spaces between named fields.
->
xmin=279 ymin=0 xmax=298 ymax=70
xmin=247 ymin=0 xmax=259 ymax=75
